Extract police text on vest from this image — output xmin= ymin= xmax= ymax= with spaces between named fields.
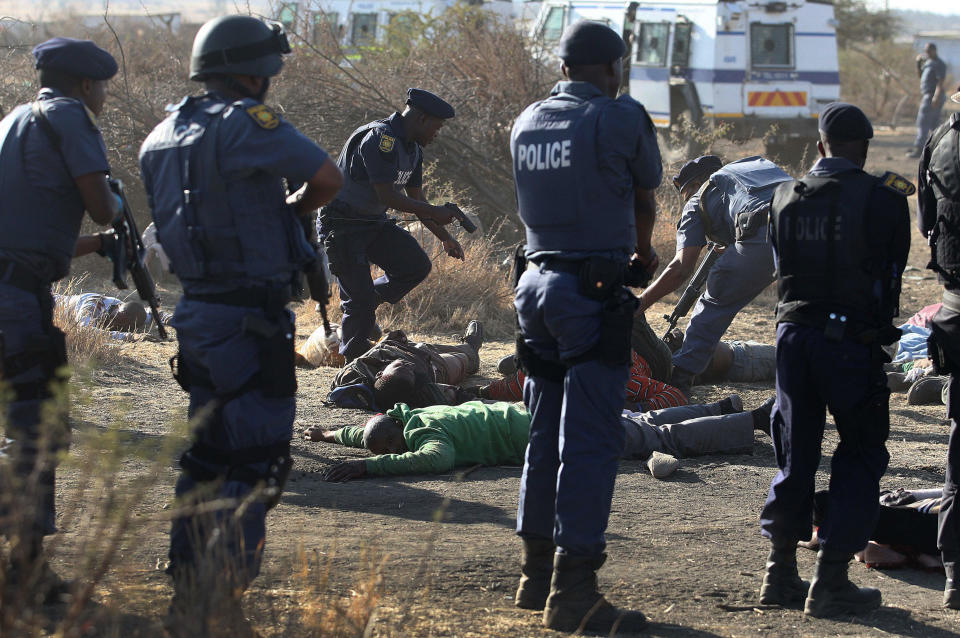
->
xmin=516 ymin=141 xmax=572 ymax=172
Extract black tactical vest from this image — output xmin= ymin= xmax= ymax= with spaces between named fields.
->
xmin=919 ymin=113 xmax=960 ymax=289
xmin=771 ymin=171 xmax=893 ymax=326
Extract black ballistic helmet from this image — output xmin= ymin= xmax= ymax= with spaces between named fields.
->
xmin=190 ymin=15 xmax=291 ymax=81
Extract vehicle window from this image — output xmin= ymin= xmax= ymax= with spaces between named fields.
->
xmin=542 ymin=7 xmax=565 ymax=43
xmin=750 ymin=23 xmax=793 ymax=68
xmin=312 ymin=11 xmax=339 ymax=45
xmin=352 ymin=13 xmax=378 ymax=45
xmin=672 ymin=21 xmax=691 ymax=67
xmin=636 ymin=22 xmax=670 ymax=66
xmin=278 ymin=2 xmax=298 ymax=31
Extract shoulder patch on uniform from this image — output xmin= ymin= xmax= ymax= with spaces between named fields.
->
xmin=379 ymin=134 xmax=395 ymax=153
xmin=879 ymin=171 xmax=917 ymax=197
xmin=245 ymin=104 xmax=280 ymax=130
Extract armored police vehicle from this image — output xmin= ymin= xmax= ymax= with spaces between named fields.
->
xmin=532 ymin=0 xmax=840 ymax=158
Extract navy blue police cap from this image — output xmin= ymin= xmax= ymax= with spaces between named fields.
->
xmin=558 ymin=20 xmax=626 ymax=66
xmin=33 ymin=37 xmax=118 ymax=81
xmin=673 ymin=155 xmax=723 ymax=192
xmin=406 ymin=88 xmax=455 ymax=119
xmin=818 ymin=102 xmax=873 ymax=141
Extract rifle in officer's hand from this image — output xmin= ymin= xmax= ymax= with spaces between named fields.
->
xmin=662 ymin=242 xmax=722 ymax=339
xmin=300 ymin=211 xmax=333 ymax=335
xmin=103 ymin=179 xmax=168 ymax=339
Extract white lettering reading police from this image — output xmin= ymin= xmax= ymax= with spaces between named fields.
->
xmin=516 ymin=140 xmax=572 ymax=172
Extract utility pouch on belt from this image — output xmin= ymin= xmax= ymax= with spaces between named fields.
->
xmin=169 ymin=351 xmax=192 ymax=392
xmin=578 ymin=257 xmax=624 ymax=301
xmin=242 ymin=314 xmax=297 ymax=398
xmin=511 ymin=244 xmax=527 ymax=289
xmin=597 ymin=289 xmax=638 ymax=366
xmin=929 ymin=329 xmax=958 ymax=376
xmin=734 ymin=206 xmax=769 ymax=242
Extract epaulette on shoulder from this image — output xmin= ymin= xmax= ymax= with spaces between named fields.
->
xmin=878 ymin=171 xmax=916 ymax=197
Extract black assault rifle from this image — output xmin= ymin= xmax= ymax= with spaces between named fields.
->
xmin=300 ymin=211 xmax=333 ymax=335
xmin=105 ymin=179 xmax=168 ymax=339
xmin=662 ymin=242 xmax=721 ymax=340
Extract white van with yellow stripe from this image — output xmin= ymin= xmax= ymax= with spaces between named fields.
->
xmin=532 ymin=0 xmax=840 ymax=157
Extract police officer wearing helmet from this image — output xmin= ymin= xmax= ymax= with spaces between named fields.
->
xmin=318 ymin=88 xmax=461 ymax=363
xmin=138 ymin=15 xmax=342 ymax=632
xmin=0 ymin=36 xmax=123 ymax=600
xmin=919 ymin=84 xmax=960 ymax=610
xmin=510 ymin=20 xmax=660 ymax=633
xmin=760 ymin=103 xmax=911 ymax=617
xmin=638 ymin=154 xmax=792 ymax=397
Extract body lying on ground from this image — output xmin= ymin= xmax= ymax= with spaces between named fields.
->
xmin=327 ymin=322 xmax=483 ymax=410
xmin=807 ymin=488 xmax=943 ymax=570
xmin=54 ymin=292 xmax=170 ymax=338
xmin=305 ymin=397 xmax=774 ymax=481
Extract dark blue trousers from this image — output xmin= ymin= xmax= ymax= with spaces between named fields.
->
xmin=322 ymin=219 xmax=431 ymax=361
xmin=514 ymin=265 xmax=629 ymax=556
xmin=932 ymin=301 xmax=960 ymax=562
xmin=0 ymin=282 xmax=65 ymax=543
xmin=761 ymin=322 xmax=890 ymax=553
xmin=167 ymin=299 xmax=295 ymax=591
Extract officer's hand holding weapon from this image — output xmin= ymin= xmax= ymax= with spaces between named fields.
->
xmin=100 ymin=179 xmax=168 ymax=339
xmin=298 ymin=209 xmax=334 ymax=336
xmin=662 ymin=242 xmax=722 ymax=339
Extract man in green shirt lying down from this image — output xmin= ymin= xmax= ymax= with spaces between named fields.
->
xmin=306 ymin=397 xmax=774 ymax=482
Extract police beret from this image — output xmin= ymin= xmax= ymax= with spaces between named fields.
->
xmin=818 ymin=102 xmax=873 ymax=141
xmin=673 ymin=155 xmax=723 ymax=191
xmin=406 ymin=88 xmax=455 ymax=119
xmin=558 ymin=20 xmax=626 ymax=66
xmin=33 ymin=37 xmax=118 ymax=81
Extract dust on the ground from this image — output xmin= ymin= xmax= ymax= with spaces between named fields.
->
xmin=51 ymin=129 xmax=960 ymax=637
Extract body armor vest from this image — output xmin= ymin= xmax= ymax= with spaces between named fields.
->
xmin=771 ymin=171 xmax=893 ymax=326
xmin=0 ymin=100 xmax=87 ymax=280
xmin=919 ymin=113 xmax=960 ymax=288
xmin=511 ymin=94 xmax=634 ymax=255
xmin=140 ymin=95 xmax=313 ymax=294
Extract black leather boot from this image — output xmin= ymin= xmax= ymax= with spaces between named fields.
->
xmin=944 ymin=561 xmax=960 ymax=610
xmin=515 ymin=536 xmax=555 ymax=610
xmin=542 ymin=553 xmax=647 ymax=634
xmin=759 ymin=541 xmax=809 ymax=606
xmin=804 ymin=549 xmax=881 ymax=617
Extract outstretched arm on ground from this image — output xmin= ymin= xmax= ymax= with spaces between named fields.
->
xmin=303 ymin=425 xmax=363 ymax=446
xmin=323 ymin=438 xmax=457 ymax=482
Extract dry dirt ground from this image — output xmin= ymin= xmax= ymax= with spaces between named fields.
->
xmin=38 ymin=127 xmax=960 ymax=637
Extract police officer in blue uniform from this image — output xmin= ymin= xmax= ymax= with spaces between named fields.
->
xmin=759 ymin=103 xmax=911 ymax=617
xmin=919 ymin=86 xmax=960 ymax=609
xmin=0 ymin=37 xmax=122 ymax=601
xmin=638 ymin=155 xmax=792 ymax=396
xmin=138 ymin=16 xmax=342 ymax=633
xmin=510 ymin=20 xmax=661 ymax=634
xmin=318 ymin=88 xmax=462 ymax=362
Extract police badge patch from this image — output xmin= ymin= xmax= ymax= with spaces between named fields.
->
xmin=246 ymin=104 xmax=280 ymax=130
xmin=880 ymin=171 xmax=917 ymax=197
xmin=379 ymin=134 xmax=395 ymax=153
